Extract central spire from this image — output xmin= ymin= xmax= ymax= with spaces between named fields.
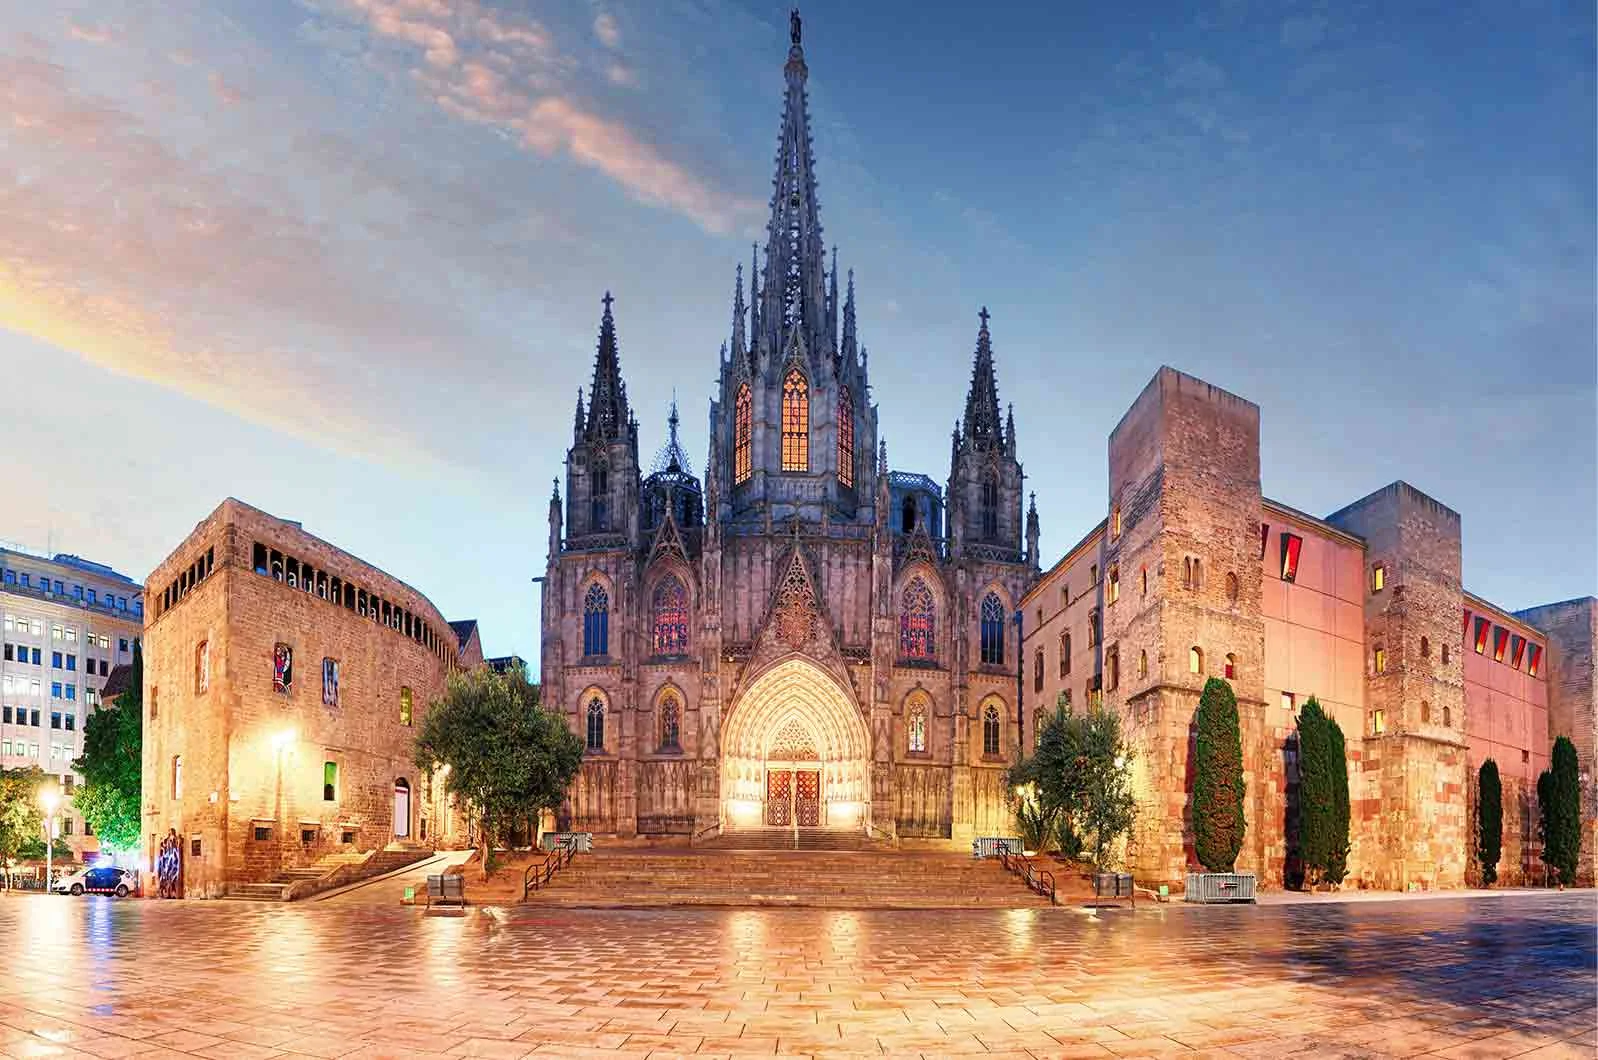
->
xmin=961 ymin=306 xmax=1005 ymax=453
xmin=757 ymin=6 xmax=827 ymax=361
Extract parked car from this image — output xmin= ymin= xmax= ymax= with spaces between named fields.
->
xmin=52 ymin=866 xmax=136 ymax=897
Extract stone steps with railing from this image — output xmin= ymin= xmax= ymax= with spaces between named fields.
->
xmin=221 ymin=846 xmax=434 ymax=901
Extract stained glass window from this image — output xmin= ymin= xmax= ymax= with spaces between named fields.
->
xmin=979 ymin=593 xmax=1005 ymax=665
xmin=272 ymin=643 xmax=293 ymax=694
xmin=583 ymin=583 xmax=609 ymax=656
xmin=781 ymin=369 xmax=809 ymax=472
xmin=586 ymin=697 xmax=605 ymax=752
xmin=659 ymin=693 xmax=681 ymax=751
xmin=651 ymin=576 xmax=689 ymax=656
xmin=982 ymin=704 xmax=1001 ymax=756
xmin=907 ymin=696 xmax=928 ymax=754
xmin=837 ymin=385 xmax=854 ymax=487
xmin=899 ymin=578 xmax=935 ymax=660
xmin=734 ymin=384 xmax=752 ymax=485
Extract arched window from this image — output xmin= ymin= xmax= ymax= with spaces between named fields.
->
xmin=1224 ymin=653 xmax=1236 ymax=680
xmin=1420 ymin=636 xmax=1431 ymax=659
xmin=1108 ymin=565 xmax=1120 ymax=604
xmin=1226 ymin=572 xmax=1239 ymax=604
xmin=195 ymin=641 xmax=209 ymax=694
xmin=1442 ymin=644 xmax=1451 ymax=665
xmin=1183 ymin=557 xmax=1193 ymax=589
xmin=1137 ymin=649 xmax=1148 ymax=679
xmin=650 ymin=576 xmax=689 ymax=656
xmin=734 ymin=384 xmax=753 ymax=485
xmin=781 ymin=369 xmax=809 ymax=471
xmin=659 ymin=693 xmax=681 ymax=751
xmin=901 ymin=496 xmax=917 ymax=534
xmin=982 ymin=703 xmax=1001 ymax=756
xmin=899 ymin=578 xmax=936 ymax=660
xmin=1034 ymin=648 xmax=1044 ymax=692
xmin=1106 ymin=646 xmax=1119 ymax=691
xmin=979 ymin=593 xmax=1005 ymax=665
xmin=1189 ymin=646 xmax=1204 ymax=674
xmin=585 ymin=697 xmax=605 ymax=752
xmin=837 ymin=385 xmax=854 ymax=487
xmin=907 ymin=696 xmax=928 ymax=754
xmin=591 ymin=462 xmax=610 ymax=531
xmin=1442 ymin=704 xmax=1452 ymax=727
xmin=582 ymin=583 xmax=609 ymax=656
xmin=1060 ymin=632 xmax=1071 ymax=676
xmin=1420 ymin=700 xmax=1431 ymax=723
xmin=981 ymin=475 xmax=999 ymax=540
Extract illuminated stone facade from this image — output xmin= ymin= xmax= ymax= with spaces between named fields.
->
xmin=141 ymin=499 xmax=479 ymax=897
xmin=540 ymin=19 xmax=1038 ymax=844
xmin=1025 ymin=366 xmax=1594 ymax=890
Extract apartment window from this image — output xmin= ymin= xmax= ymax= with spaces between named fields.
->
xmin=1060 ymin=632 xmax=1070 ymax=677
xmin=1105 ymin=645 xmax=1119 ymax=691
xmin=65 ymin=686 xmax=74 ymax=702
xmin=1224 ymin=653 xmax=1236 ymax=680
xmin=1189 ymin=646 xmax=1204 ymax=675
xmin=399 ymin=687 xmax=413 ymax=727
xmin=50 ymin=682 xmax=61 ymax=699
xmin=1371 ymin=564 xmax=1386 ymax=592
xmin=1280 ymin=533 xmax=1303 ymax=582
xmin=51 ymin=625 xmax=62 ymax=641
xmin=18 ymin=575 xmax=27 ymax=588
xmin=1370 ymin=709 xmax=1385 ymax=735
xmin=1088 ymin=609 xmax=1100 ymax=648
xmin=1282 ymin=691 xmax=1295 ymax=712
xmin=253 ymin=826 xmax=270 ymax=842
xmin=1090 ymin=564 xmax=1099 ymax=586
xmin=1374 ymin=646 xmax=1387 ymax=674
xmin=119 ymin=638 xmax=128 ymax=653
xmin=65 ymin=628 xmax=76 ymax=644
xmin=65 ymin=655 xmax=75 ymax=672
xmin=1107 ymin=565 xmax=1120 ymax=604
xmin=1033 ymin=649 xmax=1043 ymax=693
xmin=50 ymin=711 xmax=61 ymax=730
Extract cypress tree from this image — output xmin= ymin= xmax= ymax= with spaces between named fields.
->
xmin=1536 ymin=768 xmax=1553 ymax=880
xmin=1297 ymin=698 xmax=1350 ymax=886
xmin=1545 ymin=736 xmax=1582 ymax=886
xmin=1192 ymin=677 xmax=1246 ymax=873
xmin=1477 ymin=759 xmax=1502 ymax=886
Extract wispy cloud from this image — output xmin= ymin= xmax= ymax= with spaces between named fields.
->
xmin=594 ymin=11 xmax=620 ymax=49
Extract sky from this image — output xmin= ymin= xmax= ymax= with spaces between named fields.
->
xmin=2 ymin=0 xmax=1593 ymax=670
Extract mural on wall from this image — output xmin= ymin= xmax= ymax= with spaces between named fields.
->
xmin=273 ymin=643 xmax=293 ymax=694
xmin=322 ymin=657 xmax=339 ymax=707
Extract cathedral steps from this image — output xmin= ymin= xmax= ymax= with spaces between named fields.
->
xmin=701 ymin=827 xmax=890 ymax=852
xmin=525 ymin=849 xmax=1051 ymax=908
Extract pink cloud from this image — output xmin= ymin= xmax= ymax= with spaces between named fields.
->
xmin=67 ymin=21 xmax=114 ymax=44
xmin=209 ymin=71 xmax=244 ymax=105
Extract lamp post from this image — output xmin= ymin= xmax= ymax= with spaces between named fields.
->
xmin=39 ymin=786 xmax=60 ymax=894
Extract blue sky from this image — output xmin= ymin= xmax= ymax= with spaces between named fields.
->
xmin=4 ymin=1 xmax=1593 ymax=668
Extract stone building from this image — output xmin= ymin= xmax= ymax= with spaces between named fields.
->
xmin=540 ymin=14 xmax=1039 ymax=844
xmin=0 ymin=545 xmax=145 ymax=863
xmin=141 ymin=499 xmax=481 ymax=897
xmin=1024 ymin=366 xmax=1596 ymax=890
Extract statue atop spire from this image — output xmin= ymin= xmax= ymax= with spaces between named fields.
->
xmin=959 ymin=306 xmax=1004 ymax=453
xmin=790 ymin=7 xmax=802 ymax=46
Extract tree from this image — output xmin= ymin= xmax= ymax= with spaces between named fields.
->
xmin=1477 ymin=759 xmax=1502 ymax=886
xmin=414 ymin=667 xmax=583 ymax=879
xmin=1542 ymin=735 xmax=1581 ymax=886
xmin=0 ymin=766 xmax=53 ymax=879
xmin=72 ymin=641 xmax=143 ymax=853
xmin=1192 ymin=677 xmax=1246 ymax=873
xmin=1007 ymin=701 xmax=1135 ymax=870
xmin=1296 ymin=697 xmax=1350 ymax=887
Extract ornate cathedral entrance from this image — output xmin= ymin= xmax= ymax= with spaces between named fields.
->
xmin=722 ymin=658 xmax=870 ymax=832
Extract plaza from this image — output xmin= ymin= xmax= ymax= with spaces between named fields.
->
xmin=1 ymin=890 xmax=1592 ymax=1058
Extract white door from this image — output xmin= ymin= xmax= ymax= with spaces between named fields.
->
xmin=393 ymin=780 xmax=410 ymax=838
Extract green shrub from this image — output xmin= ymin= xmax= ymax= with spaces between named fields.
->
xmin=1193 ymin=677 xmax=1246 ymax=873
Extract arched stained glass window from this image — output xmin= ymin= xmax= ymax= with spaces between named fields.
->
xmin=906 ymin=695 xmax=929 ymax=754
xmin=734 ymin=384 xmax=752 ymax=485
xmin=781 ymin=369 xmax=809 ymax=471
xmin=659 ymin=693 xmax=681 ymax=751
xmin=837 ymin=385 xmax=854 ymax=487
xmin=650 ymin=576 xmax=689 ymax=656
xmin=585 ymin=697 xmax=605 ymax=751
xmin=899 ymin=578 xmax=935 ymax=660
xmin=979 ymin=593 xmax=1005 ymax=665
xmin=583 ymin=583 xmax=609 ymax=656
xmin=982 ymin=703 xmax=1001 ymax=756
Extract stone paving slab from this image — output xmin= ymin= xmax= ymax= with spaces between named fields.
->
xmin=0 ymin=892 xmax=1591 ymax=1059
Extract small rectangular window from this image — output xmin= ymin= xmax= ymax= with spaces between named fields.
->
xmin=190 ymin=837 xmax=201 ymax=857
xmin=1371 ymin=564 xmax=1385 ymax=592
xmin=1492 ymin=626 xmax=1509 ymax=663
xmin=400 ymin=687 xmax=414 ymax=727
xmin=1527 ymin=644 xmax=1542 ymax=677
xmin=1371 ymin=709 xmax=1386 ymax=735
xmin=1373 ymin=647 xmax=1386 ymax=674
xmin=1281 ymin=691 xmax=1295 ymax=711
xmin=1279 ymin=532 xmax=1303 ymax=583
xmin=1473 ymin=617 xmax=1490 ymax=654
xmin=1510 ymin=635 xmax=1526 ymax=669
xmin=253 ymin=826 xmax=270 ymax=842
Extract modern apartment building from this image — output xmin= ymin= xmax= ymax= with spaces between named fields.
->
xmin=0 ymin=545 xmax=145 ymax=862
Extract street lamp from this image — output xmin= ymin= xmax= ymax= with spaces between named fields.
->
xmin=38 ymin=786 xmax=60 ymax=894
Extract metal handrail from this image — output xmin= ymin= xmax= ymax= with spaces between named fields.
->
xmin=997 ymin=847 xmax=1056 ymax=905
xmin=521 ymin=837 xmax=578 ymax=900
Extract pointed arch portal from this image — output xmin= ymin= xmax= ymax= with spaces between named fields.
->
xmin=722 ymin=657 xmax=870 ymax=831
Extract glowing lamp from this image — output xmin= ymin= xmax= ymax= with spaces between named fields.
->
xmin=39 ymin=787 xmax=60 ymax=816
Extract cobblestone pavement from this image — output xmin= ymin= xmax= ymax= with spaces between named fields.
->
xmin=1 ymin=891 xmax=1592 ymax=1059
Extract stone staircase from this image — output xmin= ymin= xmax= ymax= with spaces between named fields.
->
xmin=525 ymin=847 xmax=1053 ymax=908
xmin=703 ymin=827 xmax=890 ymax=852
xmin=222 ymin=846 xmax=432 ymax=901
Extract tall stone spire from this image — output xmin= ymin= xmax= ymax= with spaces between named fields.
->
xmin=960 ymin=306 xmax=1004 ymax=452
xmin=827 ymin=246 xmax=839 ymax=353
xmin=758 ymin=6 xmax=827 ymax=360
xmin=749 ymin=243 xmax=762 ymax=357
xmin=731 ymin=263 xmax=747 ymax=358
xmin=840 ymin=268 xmax=857 ymax=361
xmin=585 ymin=291 xmax=629 ymax=441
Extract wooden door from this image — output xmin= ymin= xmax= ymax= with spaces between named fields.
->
xmin=765 ymin=770 xmax=792 ymax=826
xmin=795 ymin=770 xmax=821 ymax=827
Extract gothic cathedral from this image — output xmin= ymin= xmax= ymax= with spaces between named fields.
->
xmin=541 ymin=13 xmax=1039 ymax=845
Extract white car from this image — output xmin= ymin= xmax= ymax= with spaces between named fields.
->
xmin=52 ymin=865 xmax=136 ymax=897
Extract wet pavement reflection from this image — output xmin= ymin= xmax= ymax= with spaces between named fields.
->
xmin=1 ymin=891 xmax=1592 ymax=1058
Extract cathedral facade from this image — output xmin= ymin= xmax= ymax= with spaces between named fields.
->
xmin=540 ymin=14 xmax=1039 ymax=845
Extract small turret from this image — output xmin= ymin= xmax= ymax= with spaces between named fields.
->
xmin=1026 ymin=491 xmax=1040 ymax=571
